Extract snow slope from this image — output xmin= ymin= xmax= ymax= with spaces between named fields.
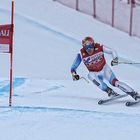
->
xmin=0 ymin=0 xmax=140 ymax=140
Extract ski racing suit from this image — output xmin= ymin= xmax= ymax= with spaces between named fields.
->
xmin=71 ymin=43 xmax=134 ymax=94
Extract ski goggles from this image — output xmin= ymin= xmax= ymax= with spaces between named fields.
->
xmin=84 ymin=44 xmax=93 ymax=51
xmin=83 ymin=39 xmax=94 ymax=50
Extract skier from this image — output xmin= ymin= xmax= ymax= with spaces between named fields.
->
xmin=71 ymin=36 xmax=140 ymax=100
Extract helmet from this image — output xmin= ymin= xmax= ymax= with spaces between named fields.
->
xmin=82 ymin=37 xmax=94 ymax=51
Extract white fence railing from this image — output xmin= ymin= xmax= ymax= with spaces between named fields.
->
xmin=53 ymin=0 xmax=140 ymax=38
xmin=136 ymin=0 xmax=140 ymax=5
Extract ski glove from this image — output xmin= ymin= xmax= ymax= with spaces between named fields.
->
xmin=111 ymin=57 xmax=118 ymax=66
xmin=71 ymin=72 xmax=80 ymax=81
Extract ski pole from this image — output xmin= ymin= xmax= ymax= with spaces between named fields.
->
xmin=80 ymin=76 xmax=90 ymax=83
xmin=118 ymin=61 xmax=140 ymax=65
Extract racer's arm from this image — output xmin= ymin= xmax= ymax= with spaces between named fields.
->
xmin=103 ymin=45 xmax=118 ymax=66
xmin=71 ymin=53 xmax=82 ymax=73
xmin=103 ymin=45 xmax=118 ymax=59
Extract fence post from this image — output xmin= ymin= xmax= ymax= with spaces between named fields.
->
xmin=93 ymin=0 xmax=96 ymax=18
xmin=112 ymin=0 xmax=115 ymax=27
xmin=129 ymin=0 xmax=134 ymax=36
xmin=76 ymin=0 xmax=79 ymax=10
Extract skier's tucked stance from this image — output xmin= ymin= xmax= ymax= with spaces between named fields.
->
xmin=71 ymin=36 xmax=140 ymax=100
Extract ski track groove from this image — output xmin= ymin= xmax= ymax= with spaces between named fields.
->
xmin=1 ymin=8 xmax=80 ymax=45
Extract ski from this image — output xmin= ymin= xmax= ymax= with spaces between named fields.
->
xmin=126 ymin=96 xmax=140 ymax=106
xmin=126 ymin=99 xmax=140 ymax=106
xmin=98 ymin=94 xmax=128 ymax=105
xmin=125 ymin=101 xmax=139 ymax=106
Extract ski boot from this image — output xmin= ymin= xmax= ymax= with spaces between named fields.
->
xmin=105 ymin=87 xmax=119 ymax=97
xmin=128 ymin=91 xmax=140 ymax=101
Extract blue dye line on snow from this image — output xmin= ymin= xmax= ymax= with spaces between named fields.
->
xmin=1 ymin=105 xmax=140 ymax=120
xmin=0 ymin=78 xmax=26 ymax=93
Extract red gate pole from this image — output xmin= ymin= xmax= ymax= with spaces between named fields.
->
xmin=9 ymin=0 xmax=14 ymax=106
xmin=93 ymin=0 xmax=96 ymax=18
xmin=112 ymin=0 xmax=115 ymax=27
